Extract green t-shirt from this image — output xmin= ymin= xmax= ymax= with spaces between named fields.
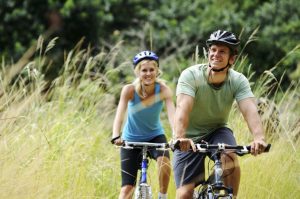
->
xmin=176 ymin=64 xmax=254 ymax=142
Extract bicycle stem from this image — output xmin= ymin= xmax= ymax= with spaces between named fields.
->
xmin=213 ymin=152 xmax=223 ymax=186
xmin=140 ymin=146 xmax=148 ymax=184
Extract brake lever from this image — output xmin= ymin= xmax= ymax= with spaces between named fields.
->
xmin=169 ymin=140 xmax=180 ymax=151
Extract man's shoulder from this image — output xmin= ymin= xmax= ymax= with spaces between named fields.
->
xmin=184 ymin=63 xmax=207 ymax=71
xmin=229 ymin=68 xmax=247 ymax=80
xmin=181 ymin=63 xmax=207 ymax=77
xmin=229 ymin=68 xmax=241 ymax=75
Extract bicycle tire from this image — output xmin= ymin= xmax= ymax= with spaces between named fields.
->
xmin=134 ymin=184 xmax=152 ymax=199
xmin=195 ymin=188 xmax=210 ymax=199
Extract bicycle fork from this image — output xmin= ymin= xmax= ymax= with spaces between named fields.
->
xmin=135 ymin=146 xmax=152 ymax=199
xmin=140 ymin=147 xmax=148 ymax=184
xmin=211 ymin=153 xmax=233 ymax=198
xmin=213 ymin=153 xmax=223 ymax=186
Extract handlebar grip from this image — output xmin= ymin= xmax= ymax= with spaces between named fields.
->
xmin=246 ymin=143 xmax=271 ymax=153
xmin=170 ymin=140 xmax=181 ymax=151
xmin=264 ymin=144 xmax=271 ymax=152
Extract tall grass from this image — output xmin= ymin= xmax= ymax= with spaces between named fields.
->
xmin=0 ymin=37 xmax=299 ymax=199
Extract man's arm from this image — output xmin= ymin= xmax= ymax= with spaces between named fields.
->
xmin=238 ymin=98 xmax=267 ymax=155
xmin=174 ymin=93 xmax=196 ymax=151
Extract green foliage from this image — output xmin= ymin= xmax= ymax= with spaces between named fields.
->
xmin=242 ymin=0 xmax=300 ymax=80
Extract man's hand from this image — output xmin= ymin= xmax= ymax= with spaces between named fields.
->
xmin=173 ymin=138 xmax=196 ymax=152
xmin=250 ymin=138 xmax=267 ymax=156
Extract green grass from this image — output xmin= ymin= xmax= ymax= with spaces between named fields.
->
xmin=0 ymin=39 xmax=299 ymax=198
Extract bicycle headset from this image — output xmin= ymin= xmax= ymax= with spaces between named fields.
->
xmin=206 ymin=30 xmax=240 ymax=72
xmin=132 ymin=50 xmax=159 ymax=68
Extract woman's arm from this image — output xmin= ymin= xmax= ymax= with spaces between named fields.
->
xmin=112 ymin=85 xmax=134 ymax=144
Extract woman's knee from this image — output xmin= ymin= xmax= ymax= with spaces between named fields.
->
xmin=158 ymin=157 xmax=171 ymax=172
xmin=157 ymin=156 xmax=171 ymax=166
xmin=119 ymin=185 xmax=134 ymax=198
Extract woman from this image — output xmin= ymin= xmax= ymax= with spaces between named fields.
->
xmin=111 ymin=50 xmax=175 ymax=199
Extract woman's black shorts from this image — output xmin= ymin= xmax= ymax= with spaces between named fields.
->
xmin=120 ymin=134 xmax=170 ymax=186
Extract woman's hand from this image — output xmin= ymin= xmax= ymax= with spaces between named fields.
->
xmin=111 ymin=136 xmax=123 ymax=146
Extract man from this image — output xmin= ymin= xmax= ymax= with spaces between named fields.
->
xmin=173 ymin=30 xmax=267 ymax=198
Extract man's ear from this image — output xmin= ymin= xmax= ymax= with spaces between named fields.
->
xmin=229 ymin=55 xmax=237 ymax=65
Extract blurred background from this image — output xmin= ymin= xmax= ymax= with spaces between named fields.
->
xmin=1 ymin=0 xmax=299 ymax=87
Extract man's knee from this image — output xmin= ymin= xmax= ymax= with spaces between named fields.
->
xmin=176 ymin=184 xmax=194 ymax=199
xmin=222 ymin=153 xmax=239 ymax=171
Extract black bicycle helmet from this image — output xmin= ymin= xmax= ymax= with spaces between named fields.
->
xmin=132 ymin=50 xmax=159 ymax=68
xmin=206 ymin=30 xmax=240 ymax=53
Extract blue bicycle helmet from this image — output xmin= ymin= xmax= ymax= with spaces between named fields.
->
xmin=206 ymin=30 xmax=240 ymax=54
xmin=132 ymin=50 xmax=159 ymax=68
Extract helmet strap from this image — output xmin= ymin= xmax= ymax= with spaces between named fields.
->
xmin=209 ymin=63 xmax=230 ymax=72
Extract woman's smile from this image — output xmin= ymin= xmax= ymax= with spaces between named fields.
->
xmin=139 ymin=62 xmax=157 ymax=85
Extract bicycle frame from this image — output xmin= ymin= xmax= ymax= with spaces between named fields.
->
xmin=122 ymin=141 xmax=170 ymax=199
xmin=140 ymin=146 xmax=148 ymax=184
xmin=196 ymin=143 xmax=270 ymax=199
xmin=195 ymin=146 xmax=234 ymax=199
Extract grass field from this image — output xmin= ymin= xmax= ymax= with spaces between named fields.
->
xmin=0 ymin=42 xmax=299 ymax=198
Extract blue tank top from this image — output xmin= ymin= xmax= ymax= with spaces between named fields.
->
xmin=122 ymin=83 xmax=164 ymax=141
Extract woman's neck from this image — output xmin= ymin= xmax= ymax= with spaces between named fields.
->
xmin=141 ymin=83 xmax=155 ymax=98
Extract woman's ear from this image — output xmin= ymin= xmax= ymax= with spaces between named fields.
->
xmin=134 ymin=66 xmax=140 ymax=77
xmin=156 ymin=68 xmax=160 ymax=77
xmin=134 ymin=70 xmax=139 ymax=77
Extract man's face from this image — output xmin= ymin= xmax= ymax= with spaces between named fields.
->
xmin=208 ymin=44 xmax=235 ymax=70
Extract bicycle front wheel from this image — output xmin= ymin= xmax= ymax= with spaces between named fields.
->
xmin=196 ymin=185 xmax=214 ymax=199
xmin=134 ymin=184 xmax=152 ymax=199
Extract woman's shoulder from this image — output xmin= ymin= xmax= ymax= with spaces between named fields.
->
xmin=157 ymin=82 xmax=173 ymax=98
xmin=121 ymin=84 xmax=135 ymax=99
xmin=122 ymin=83 xmax=135 ymax=90
xmin=157 ymin=81 xmax=168 ymax=90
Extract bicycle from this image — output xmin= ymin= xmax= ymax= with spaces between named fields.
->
xmin=171 ymin=141 xmax=271 ymax=199
xmin=121 ymin=141 xmax=170 ymax=199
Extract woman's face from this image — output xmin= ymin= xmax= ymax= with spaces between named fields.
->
xmin=137 ymin=60 xmax=158 ymax=86
xmin=208 ymin=44 xmax=235 ymax=70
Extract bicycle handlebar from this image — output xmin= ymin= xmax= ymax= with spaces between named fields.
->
xmin=171 ymin=141 xmax=271 ymax=156
xmin=121 ymin=141 xmax=170 ymax=150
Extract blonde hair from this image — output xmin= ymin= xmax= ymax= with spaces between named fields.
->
xmin=132 ymin=59 xmax=165 ymax=98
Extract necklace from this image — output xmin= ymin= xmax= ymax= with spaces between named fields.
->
xmin=142 ymin=84 xmax=148 ymax=98
xmin=141 ymin=83 xmax=155 ymax=98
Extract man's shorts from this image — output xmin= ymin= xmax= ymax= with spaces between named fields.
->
xmin=120 ymin=134 xmax=170 ymax=186
xmin=172 ymin=127 xmax=236 ymax=188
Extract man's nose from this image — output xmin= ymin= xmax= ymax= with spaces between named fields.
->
xmin=213 ymin=51 xmax=221 ymax=57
